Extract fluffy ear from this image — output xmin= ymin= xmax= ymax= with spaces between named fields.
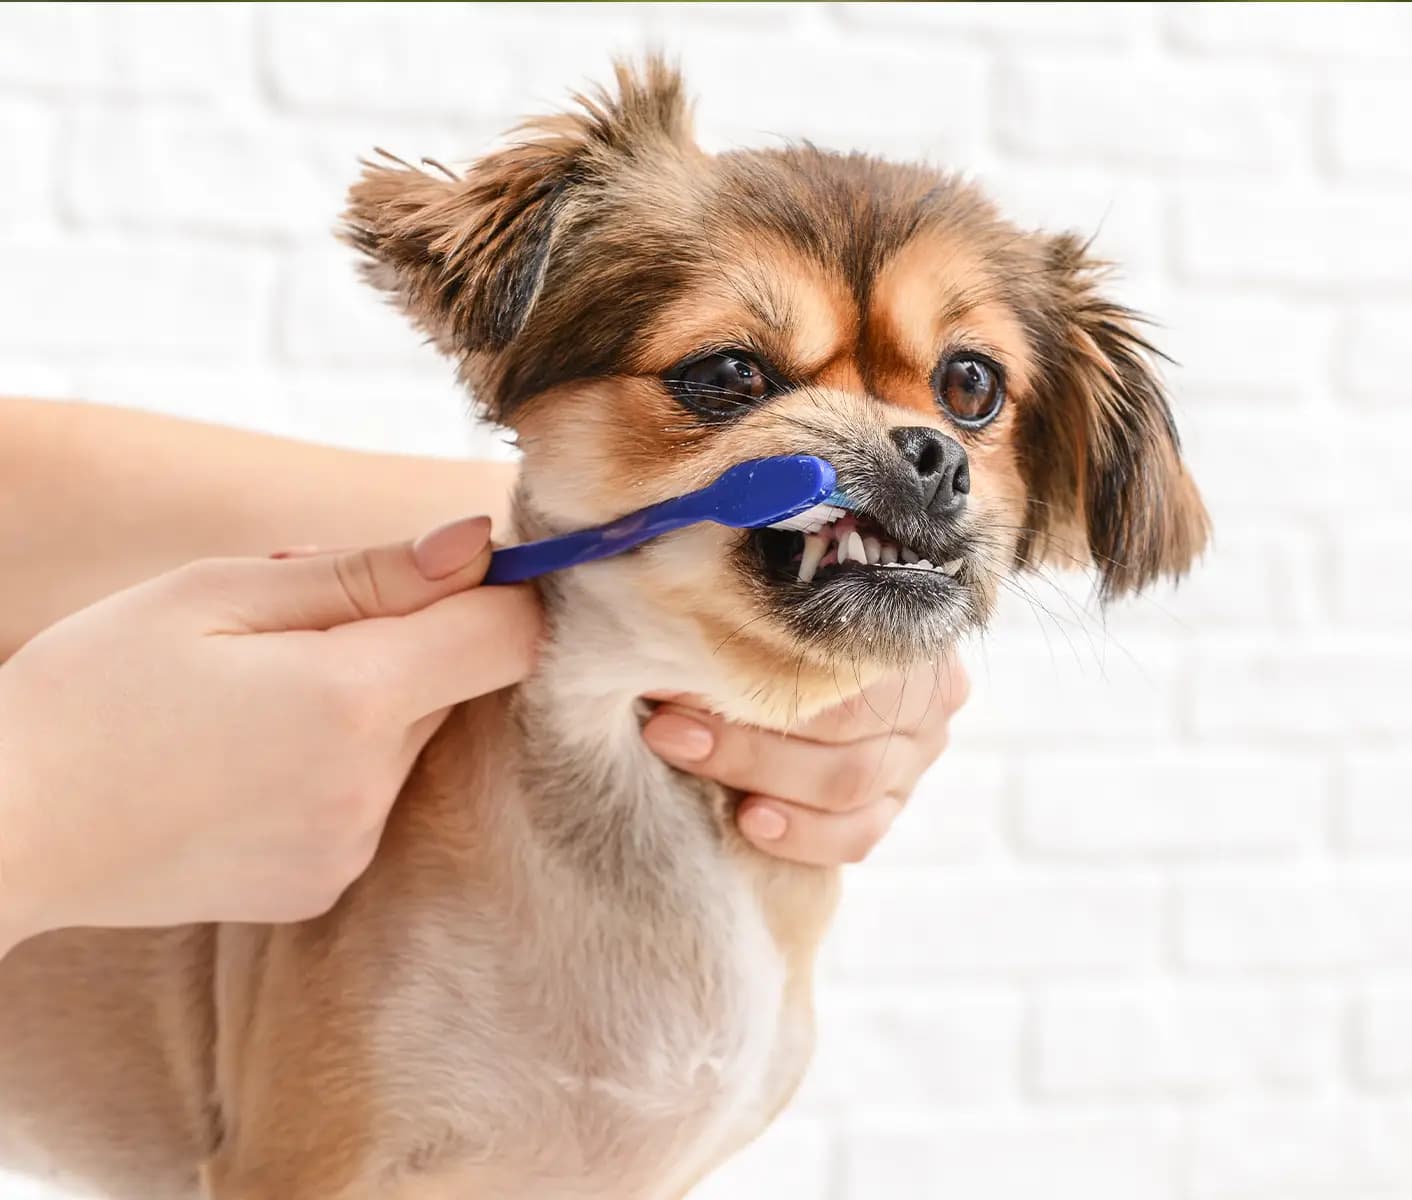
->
xmin=341 ymin=58 xmax=693 ymax=384
xmin=1024 ymin=235 xmax=1209 ymax=598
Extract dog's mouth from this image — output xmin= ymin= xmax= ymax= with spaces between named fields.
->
xmin=739 ymin=480 xmax=984 ymax=659
xmin=756 ymin=511 xmax=965 ymax=584
xmin=750 ymin=504 xmax=969 ymax=590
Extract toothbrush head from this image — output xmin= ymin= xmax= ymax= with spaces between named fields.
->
xmin=767 ymin=491 xmax=855 ymax=534
xmin=700 ymin=456 xmax=857 ymax=531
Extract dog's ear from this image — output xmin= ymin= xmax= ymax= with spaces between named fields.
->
xmin=341 ymin=57 xmax=693 ymax=387
xmin=1022 ymin=234 xmax=1209 ymax=598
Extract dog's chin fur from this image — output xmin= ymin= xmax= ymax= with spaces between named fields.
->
xmin=0 ymin=59 xmax=1209 ymax=1200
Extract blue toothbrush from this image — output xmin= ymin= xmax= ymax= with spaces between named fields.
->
xmin=484 ymin=455 xmax=852 ymax=585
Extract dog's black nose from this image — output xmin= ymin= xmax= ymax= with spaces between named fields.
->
xmin=890 ymin=426 xmax=970 ymax=518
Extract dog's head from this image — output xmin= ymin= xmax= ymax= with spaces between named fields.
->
xmin=345 ymin=60 xmax=1207 ymax=719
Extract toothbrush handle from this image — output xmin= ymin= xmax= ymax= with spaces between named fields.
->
xmin=483 ymin=455 xmax=836 ymax=585
xmin=484 ymin=506 xmax=700 ymax=585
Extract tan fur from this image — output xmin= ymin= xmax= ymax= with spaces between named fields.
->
xmin=0 ymin=60 xmax=1207 ymax=1199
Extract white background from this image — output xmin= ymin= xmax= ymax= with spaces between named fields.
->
xmin=3 ymin=3 xmax=1412 ymax=1198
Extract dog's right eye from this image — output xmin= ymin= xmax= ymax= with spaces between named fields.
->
xmin=666 ymin=351 xmax=781 ymax=418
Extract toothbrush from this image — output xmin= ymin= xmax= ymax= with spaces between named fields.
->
xmin=484 ymin=455 xmax=853 ymax=585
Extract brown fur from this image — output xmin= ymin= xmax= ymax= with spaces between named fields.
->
xmin=0 ymin=59 xmax=1207 ymax=1199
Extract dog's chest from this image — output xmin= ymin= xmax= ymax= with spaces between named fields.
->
xmin=369 ymin=772 xmax=809 ymax=1196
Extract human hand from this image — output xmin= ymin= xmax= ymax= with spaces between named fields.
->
xmin=641 ymin=656 xmax=969 ymax=865
xmin=0 ymin=517 xmax=541 ymax=950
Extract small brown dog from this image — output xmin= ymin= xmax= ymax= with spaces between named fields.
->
xmin=0 ymin=61 xmax=1207 ymax=1200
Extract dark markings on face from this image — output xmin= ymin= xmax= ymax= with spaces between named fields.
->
xmin=492 ymin=147 xmax=999 ymax=417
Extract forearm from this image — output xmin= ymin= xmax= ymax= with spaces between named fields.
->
xmin=0 ymin=397 xmax=518 ymax=658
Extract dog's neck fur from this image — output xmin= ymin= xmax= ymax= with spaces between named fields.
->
xmin=505 ymin=529 xmax=740 ymax=893
xmin=508 ymin=483 xmax=743 ymax=750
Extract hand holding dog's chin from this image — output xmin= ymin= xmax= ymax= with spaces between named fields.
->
xmin=642 ymin=655 xmax=969 ymax=867
xmin=0 ymin=517 xmax=542 ymax=955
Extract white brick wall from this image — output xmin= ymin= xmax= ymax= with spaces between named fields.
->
xmin=2 ymin=3 xmax=1410 ymax=1198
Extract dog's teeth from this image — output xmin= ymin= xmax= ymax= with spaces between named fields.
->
xmin=880 ymin=541 xmax=898 ymax=565
xmin=916 ymin=559 xmax=934 ymax=571
xmin=843 ymin=531 xmax=866 ymax=565
xmin=862 ymin=535 xmax=881 ymax=566
xmin=941 ymin=558 xmax=963 ymax=576
xmin=797 ymin=533 xmax=827 ymax=583
xmin=901 ymin=547 xmax=920 ymax=564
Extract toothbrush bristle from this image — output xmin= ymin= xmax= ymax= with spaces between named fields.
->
xmin=767 ymin=493 xmax=857 ymax=533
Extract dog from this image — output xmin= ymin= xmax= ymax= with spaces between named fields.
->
xmin=0 ymin=60 xmax=1207 ymax=1199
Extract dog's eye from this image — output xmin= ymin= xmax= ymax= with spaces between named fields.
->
xmin=667 ymin=351 xmax=779 ymax=417
xmin=934 ymin=354 xmax=1005 ymax=428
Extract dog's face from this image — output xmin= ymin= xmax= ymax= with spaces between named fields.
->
xmin=346 ymin=62 xmax=1207 ymax=718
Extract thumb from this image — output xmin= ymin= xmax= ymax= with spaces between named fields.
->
xmin=225 ymin=516 xmax=496 ymax=633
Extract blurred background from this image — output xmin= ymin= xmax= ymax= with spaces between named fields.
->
xmin=3 ymin=3 xmax=1411 ymax=1198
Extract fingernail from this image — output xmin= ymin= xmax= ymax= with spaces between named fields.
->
xmin=740 ymin=804 xmax=788 ymax=841
xmin=642 ymin=712 xmax=715 ymax=762
xmin=413 ymin=515 xmax=493 ymax=580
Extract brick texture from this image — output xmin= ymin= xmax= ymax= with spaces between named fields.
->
xmin=2 ymin=4 xmax=1409 ymax=1200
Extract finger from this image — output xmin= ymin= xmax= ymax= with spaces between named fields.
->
xmin=267 ymin=522 xmax=490 ymax=581
xmin=644 ymin=663 xmax=969 ymax=743
xmin=334 ymin=582 xmax=544 ymax=717
xmin=641 ymin=705 xmax=922 ymax=813
xmin=800 ymin=654 xmax=970 ymax=743
xmin=736 ymin=793 xmax=906 ymax=866
xmin=214 ymin=516 xmax=494 ymax=633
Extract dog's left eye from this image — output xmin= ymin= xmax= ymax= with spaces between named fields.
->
xmin=934 ymin=353 xmax=1005 ymax=429
xmin=666 ymin=351 xmax=780 ymax=417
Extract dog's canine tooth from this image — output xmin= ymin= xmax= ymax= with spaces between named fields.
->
xmin=880 ymin=541 xmax=898 ymax=565
xmin=901 ymin=547 xmax=920 ymax=564
xmin=843 ymin=531 xmax=866 ymax=565
xmin=862 ymin=535 xmax=881 ymax=566
xmin=798 ymin=533 xmax=827 ymax=583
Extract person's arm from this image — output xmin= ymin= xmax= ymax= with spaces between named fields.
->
xmin=0 ymin=397 xmax=518 ymax=659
